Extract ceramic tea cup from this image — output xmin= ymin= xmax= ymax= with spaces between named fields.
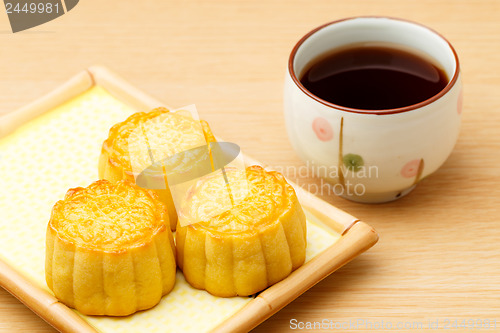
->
xmin=284 ymin=17 xmax=462 ymax=203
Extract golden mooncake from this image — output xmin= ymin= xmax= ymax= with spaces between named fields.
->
xmin=176 ymin=165 xmax=307 ymax=297
xmin=98 ymin=107 xmax=216 ymax=231
xmin=45 ymin=179 xmax=176 ymax=316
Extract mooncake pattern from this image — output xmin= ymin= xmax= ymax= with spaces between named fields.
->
xmin=99 ymin=107 xmax=216 ymax=231
xmin=176 ymin=165 xmax=307 ymax=297
xmin=45 ymin=179 xmax=176 ymax=316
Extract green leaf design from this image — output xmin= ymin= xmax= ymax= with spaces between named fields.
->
xmin=343 ymin=153 xmax=364 ymax=172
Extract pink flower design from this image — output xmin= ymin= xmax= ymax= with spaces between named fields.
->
xmin=312 ymin=117 xmax=333 ymax=141
xmin=457 ymin=89 xmax=463 ymax=115
xmin=401 ymin=159 xmax=422 ymax=178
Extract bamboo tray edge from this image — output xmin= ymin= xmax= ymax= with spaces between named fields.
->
xmin=0 ymin=66 xmax=379 ymax=333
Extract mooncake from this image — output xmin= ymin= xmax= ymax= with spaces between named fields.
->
xmin=98 ymin=107 xmax=216 ymax=230
xmin=45 ymin=179 xmax=176 ymax=316
xmin=176 ymin=165 xmax=307 ymax=297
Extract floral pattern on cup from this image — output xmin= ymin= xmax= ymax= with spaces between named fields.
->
xmin=401 ymin=158 xmax=425 ymax=186
xmin=312 ymin=117 xmax=333 ymax=141
xmin=401 ymin=159 xmax=421 ymax=178
xmin=343 ymin=153 xmax=364 ymax=172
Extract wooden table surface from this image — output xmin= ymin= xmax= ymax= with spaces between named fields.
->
xmin=1 ymin=1 xmax=499 ymax=332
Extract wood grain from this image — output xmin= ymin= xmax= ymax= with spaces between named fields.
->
xmin=1 ymin=0 xmax=499 ymax=332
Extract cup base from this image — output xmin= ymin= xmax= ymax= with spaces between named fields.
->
xmin=339 ymin=185 xmax=417 ymax=203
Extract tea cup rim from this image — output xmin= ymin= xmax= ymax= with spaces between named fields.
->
xmin=288 ymin=16 xmax=461 ymax=115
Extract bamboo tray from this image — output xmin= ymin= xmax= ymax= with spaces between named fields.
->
xmin=0 ymin=67 xmax=378 ymax=333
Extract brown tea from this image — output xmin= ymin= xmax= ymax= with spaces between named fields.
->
xmin=299 ymin=44 xmax=448 ymax=110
